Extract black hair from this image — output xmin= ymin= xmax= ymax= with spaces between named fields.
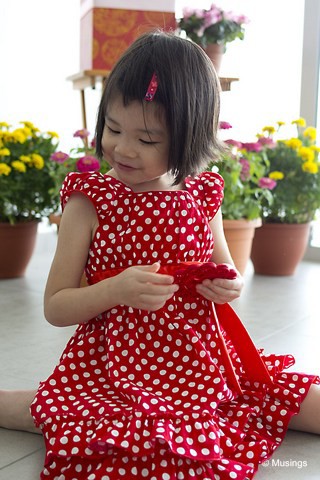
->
xmin=96 ymin=30 xmax=223 ymax=185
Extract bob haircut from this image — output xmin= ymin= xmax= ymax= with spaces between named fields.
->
xmin=96 ymin=30 xmax=222 ymax=185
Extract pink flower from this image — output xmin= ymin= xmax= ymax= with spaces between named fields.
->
xmin=239 ymin=158 xmax=250 ymax=180
xmin=73 ymin=129 xmax=90 ymax=140
xmin=258 ymin=177 xmax=277 ymax=190
xmin=258 ymin=137 xmax=277 ymax=149
xmin=182 ymin=7 xmax=204 ymax=20
xmin=50 ymin=151 xmax=70 ymax=163
xmin=203 ymin=7 xmax=222 ymax=28
xmin=219 ymin=121 xmax=232 ymax=130
xmin=225 ymin=139 xmax=242 ymax=149
xmin=76 ymin=155 xmax=100 ymax=173
xmin=224 ymin=12 xmax=250 ymax=24
xmin=241 ymin=142 xmax=263 ymax=152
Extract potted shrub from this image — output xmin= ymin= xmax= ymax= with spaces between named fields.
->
xmin=207 ymin=122 xmax=275 ymax=274
xmin=177 ymin=3 xmax=249 ymax=72
xmin=251 ymin=118 xmax=320 ymax=275
xmin=0 ymin=121 xmax=60 ymax=278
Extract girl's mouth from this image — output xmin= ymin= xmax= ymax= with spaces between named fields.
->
xmin=117 ymin=162 xmax=136 ymax=171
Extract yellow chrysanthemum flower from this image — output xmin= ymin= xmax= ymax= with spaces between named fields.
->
xmin=284 ymin=138 xmax=302 ymax=149
xmin=292 ymin=117 xmax=306 ymax=127
xmin=298 ymin=146 xmax=315 ymax=162
xmin=21 ymin=121 xmax=35 ymax=130
xmin=276 ymin=121 xmax=285 ymax=127
xmin=0 ymin=122 xmax=10 ymax=129
xmin=11 ymin=160 xmax=27 ymax=173
xmin=31 ymin=153 xmax=44 ymax=169
xmin=0 ymin=148 xmax=10 ymax=156
xmin=302 ymin=161 xmax=318 ymax=174
xmin=303 ymin=126 xmax=317 ymax=142
xmin=19 ymin=155 xmax=32 ymax=164
xmin=0 ymin=162 xmax=11 ymax=175
xmin=269 ymin=170 xmax=284 ymax=180
xmin=262 ymin=125 xmax=276 ymax=135
xmin=12 ymin=130 xmax=27 ymax=143
xmin=20 ymin=127 xmax=32 ymax=137
xmin=310 ymin=145 xmax=320 ymax=153
xmin=47 ymin=131 xmax=59 ymax=138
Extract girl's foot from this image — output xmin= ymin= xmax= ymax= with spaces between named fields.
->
xmin=0 ymin=389 xmax=40 ymax=434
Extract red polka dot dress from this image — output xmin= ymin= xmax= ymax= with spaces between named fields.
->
xmin=31 ymin=172 xmax=319 ymax=480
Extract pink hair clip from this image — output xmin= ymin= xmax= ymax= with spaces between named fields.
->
xmin=144 ymin=72 xmax=158 ymax=102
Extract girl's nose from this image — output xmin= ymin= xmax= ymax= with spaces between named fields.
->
xmin=114 ymin=138 xmax=137 ymax=158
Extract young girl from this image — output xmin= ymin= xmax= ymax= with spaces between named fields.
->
xmin=1 ymin=31 xmax=320 ymax=480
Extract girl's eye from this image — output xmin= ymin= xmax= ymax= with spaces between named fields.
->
xmin=140 ymin=139 xmax=158 ymax=145
xmin=107 ymin=126 xmax=120 ymax=134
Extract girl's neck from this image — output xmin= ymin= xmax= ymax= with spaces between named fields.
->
xmin=107 ymin=169 xmax=184 ymax=192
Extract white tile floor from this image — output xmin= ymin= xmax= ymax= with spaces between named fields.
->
xmin=0 ymin=229 xmax=320 ymax=479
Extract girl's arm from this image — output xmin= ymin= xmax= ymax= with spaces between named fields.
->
xmin=195 ymin=208 xmax=244 ymax=303
xmin=44 ymin=193 xmax=178 ymax=327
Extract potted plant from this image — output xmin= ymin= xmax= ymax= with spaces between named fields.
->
xmin=207 ymin=122 xmax=275 ymax=274
xmin=177 ymin=3 xmax=249 ymax=72
xmin=49 ymin=128 xmax=109 ymax=228
xmin=0 ymin=120 xmax=60 ymax=278
xmin=251 ymin=117 xmax=320 ymax=275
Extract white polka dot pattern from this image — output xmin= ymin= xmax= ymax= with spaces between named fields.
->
xmin=30 ymin=172 xmax=319 ymax=480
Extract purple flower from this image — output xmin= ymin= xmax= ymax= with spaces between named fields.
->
xmin=73 ymin=129 xmax=90 ymax=140
xmin=258 ymin=177 xmax=277 ymax=190
xmin=50 ymin=151 xmax=70 ymax=163
xmin=76 ymin=155 xmax=100 ymax=172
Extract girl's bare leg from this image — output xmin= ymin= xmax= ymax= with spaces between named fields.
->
xmin=0 ymin=390 xmax=40 ymax=434
xmin=289 ymin=384 xmax=320 ymax=435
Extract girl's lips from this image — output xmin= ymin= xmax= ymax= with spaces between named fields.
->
xmin=116 ymin=162 xmax=136 ymax=171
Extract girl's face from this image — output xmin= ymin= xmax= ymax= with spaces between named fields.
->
xmin=102 ymin=96 xmax=170 ymax=192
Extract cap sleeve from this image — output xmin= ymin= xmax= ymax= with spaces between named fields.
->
xmin=185 ymin=171 xmax=224 ymax=221
xmin=60 ymin=172 xmax=128 ymax=220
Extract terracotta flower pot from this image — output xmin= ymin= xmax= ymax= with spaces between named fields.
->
xmin=223 ymin=218 xmax=262 ymax=275
xmin=0 ymin=221 xmax=38 ymax=278
xmin=251 ymin=222 xmax=311 ymax=276
xmin=204 ymin=43 xmax=224 ymax=74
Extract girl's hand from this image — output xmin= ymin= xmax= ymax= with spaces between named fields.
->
xmin=112 ymin=262 xmax=179 ymax=311
xmin=195 ymin=266 xmax=244 ymax=304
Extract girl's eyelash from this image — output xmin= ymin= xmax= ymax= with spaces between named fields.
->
xmin=107 ymin=125 xmax=158 ymax=145
xmin=140 ymin=139 xmax=158 ymax=145
xmin=107 ymin=126 xmax=120 ymax=134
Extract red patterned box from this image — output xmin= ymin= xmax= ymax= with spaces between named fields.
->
xmin=80 ymin=1 xmax=177 ymax=71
